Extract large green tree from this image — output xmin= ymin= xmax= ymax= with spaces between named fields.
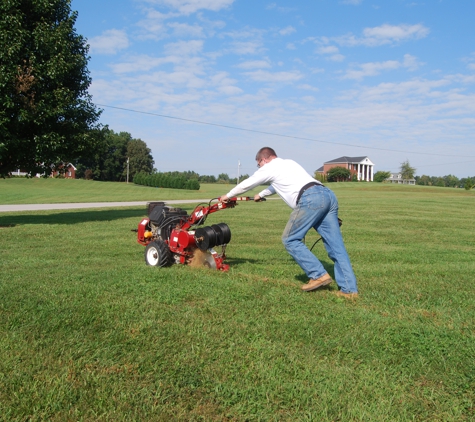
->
xmin=126 ymin=138 xmax=154 ymax=181
xmin=0 ymin=0 xmax=101 ymax=177
xmin=75 ymin=128 xmax=154 ymax=181
xmin=400 ymin=160 xmax=416 ymax=180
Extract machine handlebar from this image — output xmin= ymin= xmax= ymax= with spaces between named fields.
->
xmin=220 ymin=196 xmax=266 ymax=203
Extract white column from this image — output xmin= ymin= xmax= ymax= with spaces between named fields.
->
xmin=370 ymin=165 xmax=374 ymax=181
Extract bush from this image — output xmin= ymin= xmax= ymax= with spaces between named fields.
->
xmin=133 ymin=172 xmax=200 ymax=190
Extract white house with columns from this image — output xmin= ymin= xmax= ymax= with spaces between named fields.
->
xmin=316 ymin=156 xmax=375 ymax=181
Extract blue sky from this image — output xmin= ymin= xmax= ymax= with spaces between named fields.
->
xmin=72 ymin=0 xmax=475 ymax=179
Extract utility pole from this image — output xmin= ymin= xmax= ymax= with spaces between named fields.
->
xmin=237 ymin=160 xmax=241 ymax=184
xmin=127 ymin=157 xmax=129 ymax=183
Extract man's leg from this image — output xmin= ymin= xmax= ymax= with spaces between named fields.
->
xmin=315 ymin=189 xmax=358 ymax=294
xmin=282 ymin=186 xmax=329 ymax=282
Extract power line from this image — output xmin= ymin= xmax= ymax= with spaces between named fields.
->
xmin=96 ymin=104 xmax=475 ymax=158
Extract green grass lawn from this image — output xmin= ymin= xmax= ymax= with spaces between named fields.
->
xmin=0 ymin=179 xmax=474 ymax=420
xmin=0 ymin=177 xmax=259 ymax=204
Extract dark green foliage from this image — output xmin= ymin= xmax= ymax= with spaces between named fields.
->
xmin=217 ymin=173 xmax=230 ymax=183
xmin=416 ymin=174 xmax=475 ymax=189
xmin=133 ymin=171 xmax=200 ymax=190
xmin=327 ymin=166 xmax=351 ymax=182
xmin=75 ymin=128 xmax=154 ymax=181
xmin=0 ymin=0 xmax=101 ymax=177
xmin=199 ymin=174 xmax=217 ymax=183
xmin=400 ymin=160 xmax=416 ymax=180
xmin=464 ymin=179 xmax=474 ymax=190
xmin=374 ymin=170 xmax=391 ymax=183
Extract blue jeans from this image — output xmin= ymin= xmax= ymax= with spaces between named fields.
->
xmin=282 ymin=185 xmax=358 ymax=293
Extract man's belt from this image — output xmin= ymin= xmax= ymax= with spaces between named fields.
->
xmin=296 ymin=182 xmax=322 ymax=205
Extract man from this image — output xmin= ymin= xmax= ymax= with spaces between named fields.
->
xmin=220 ymin=147 xmax=358 ymax=298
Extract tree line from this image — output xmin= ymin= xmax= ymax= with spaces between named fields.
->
xmin=74 ymin=128 xmax=154 ymax=182
xmin=317 ymin=161 xmax=474 ymax=190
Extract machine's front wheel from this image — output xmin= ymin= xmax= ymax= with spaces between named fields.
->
xmin=144 ymin=240 xmax=172 ymax=267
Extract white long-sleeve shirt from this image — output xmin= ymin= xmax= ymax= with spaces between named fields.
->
xmin=225 ymin=157 xmax=321 ymax=209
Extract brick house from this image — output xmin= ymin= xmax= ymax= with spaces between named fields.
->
xmin=51 ymin=163 xmax=76 ymax=179
xmin=316 ymin=156 xmax=374 ymax=181
xmin=13 ymin=162 xmax=76 ymax=178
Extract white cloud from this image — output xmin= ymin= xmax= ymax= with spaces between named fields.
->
xmin=279 ymin=26 xmax=296 ymax=36
xmin=243 ymin=70 xmax=303 ymax=83
xmin=89 ymin=29 xmax=129 ymax=55
xmin=316 ymin=46 xmax=345 ymax=62
xmin=218 ymin=85 xmax=243 ymax=95
xmin=163 ymin=39 xmax=204 ymax=55
xmin=335 ymin=23 xmax=430 ymax=47
xmin=329 ymin=54 xmax=345 ymax=62
xmin=363 ymin=23 xmax=429 ymax=42
xmin=344 ymin=60 xmax=400 ymax=80
xmin=143 ymin=0 xmax=235 ymax=14
xmin=236 ymin=60 xmax=271 ymax=69
xmin=228 ymin=41 xmax=264 ymax=55
xmin=298 ymin=84 xmax=319 ymax=92
xmin=402 ymin=54 xmax=422 ymax=71
xmin=211 ymin=72 xmax=243 ymax=95
xmin=462 ymin=52 xmax=475 ymax=70
xmin=168 ymin=22 xmax=205 ymax=37
xmin=109 ymin=55 xmax=166 ymax=74
xmin=317 ymin=46 xmax=339 ymax=54
xmin=136 ymin=9 xmax=171 ymax=40
xmin=343 ymin=55 xmax=422 ymax=80
xmin=341 ymin=0 xmax=362 ymax=4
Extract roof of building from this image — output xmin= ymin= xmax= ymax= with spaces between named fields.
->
xmin=325 ymin=156 xmax=369 ymax=164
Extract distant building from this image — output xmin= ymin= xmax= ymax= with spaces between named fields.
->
xmin=316 ymin=156 xmax=374 ymax=181
xmin=13 ymin=163 xmax=76 ymax=178
xmin=386 ymin=173 xmax=415 ymax=185
xmin=51 ymin=163 xmax=76 ymax=179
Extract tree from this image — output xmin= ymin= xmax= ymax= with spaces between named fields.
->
xmin=75 ymin=128 xmax=154 ymax=181
xmin=464 ymin=179 xmax=474 ymax=190
xmin=416 ymin=175 xmax=432 ymax=186
xmin=374 ymin=171 xmax=391 ymax=183
xmin=327 ymin=166 xmax=351 ymax=182
xmin=400 ymin=160 xmax=416 ymax=181
xmin=443 ymin=174 xmax=460 ymax=188
xmin=199 ymin=174 xmax=217 ymax=183
xmin=0 ymin=0 xmax=101 ymax=177
xmin=217 ymin=173 xmax=230 ymax=183
xmin=126 ymin=138 xmax=154 ymax=180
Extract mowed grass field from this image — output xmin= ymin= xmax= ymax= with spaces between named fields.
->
xmin=0 ymin=178 xmax=474 ymax=421
xmin=0 ymin=177 xmax=255 ymax=204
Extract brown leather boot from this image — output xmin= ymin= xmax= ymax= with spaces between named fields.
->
xmin=335 ymin=291 xmax=359 ymax=299
xmin=301 ymin=273 xmax=333 ymax=292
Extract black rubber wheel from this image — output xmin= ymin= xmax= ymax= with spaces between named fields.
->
xmin=144 ymin=240 xmax=172 ymax=267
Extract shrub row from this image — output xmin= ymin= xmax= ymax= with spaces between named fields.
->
xmin=133 ymin=172 xmax=200 ymax=190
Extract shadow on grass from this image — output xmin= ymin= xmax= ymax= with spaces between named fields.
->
xmin=294 ymin=258 xmax=336 ymax=284
xmin=0 ymin=208 xmax=147 ymax=226
xmin=223 ymin=257 xmax=260 ymax=266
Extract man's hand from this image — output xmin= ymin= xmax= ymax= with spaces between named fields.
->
xmin=254 ymin=194 xmax=261 ymax=202
xmin=220 ymin=195 xmax=229 ymax=202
